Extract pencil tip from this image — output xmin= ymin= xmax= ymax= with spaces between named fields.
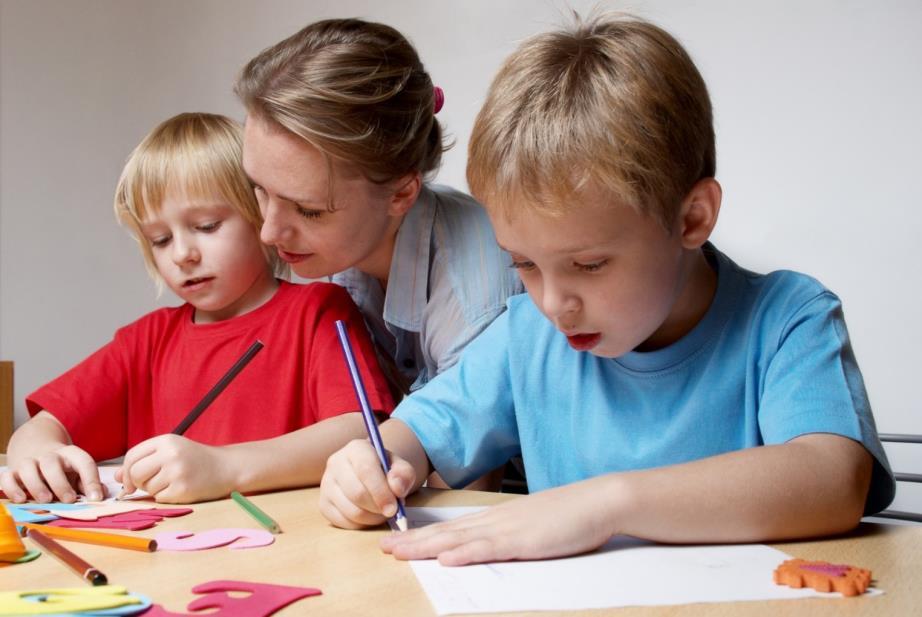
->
xmin=396 ymin=517 xmax=408 ymax=532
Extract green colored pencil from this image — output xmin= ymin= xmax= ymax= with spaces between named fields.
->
xmin=231 ymin=491 xmax=282 ymax=534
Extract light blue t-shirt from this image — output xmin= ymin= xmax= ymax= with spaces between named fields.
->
xmin=394 ymin=246 xmax=895 ymax=515
xmin=333 ymin=184 xmax=523 ymax=392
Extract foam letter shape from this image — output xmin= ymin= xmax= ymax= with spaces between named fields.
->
xmin=5 ymin=505 xmax=57 ymax=524
xmin=47 ymin=508 xmax=193 ymax=531
xmin=142 ymin=580 xmax=321 ymax=616
xmin=52 ymin=593 xmax=152 ymax=616
xmin=0 ymin=586 xmax=138 ymax=616
xmin=46 ymin=503 xmax=153 ymax=521
xmin=154 ymin=529 xmax=275 ymax=551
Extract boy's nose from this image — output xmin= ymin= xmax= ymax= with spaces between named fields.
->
xmin=541 ymin=281 xmax=579 ymax=319
xmin=171 ymin=239 xmax=200 ymax=265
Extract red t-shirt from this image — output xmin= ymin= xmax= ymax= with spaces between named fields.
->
xmin=26 ymin=281 xmax=394 ymax=461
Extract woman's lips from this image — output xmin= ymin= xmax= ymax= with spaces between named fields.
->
xmin=277 ymin=248 xmax=312 ymax=264
xmin=566 ymin=332 xmax=601 ymax=351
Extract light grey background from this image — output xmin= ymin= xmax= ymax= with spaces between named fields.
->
xmin=1 ymin=1 xmax=919 ymax=512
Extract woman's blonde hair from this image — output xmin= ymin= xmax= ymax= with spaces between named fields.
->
xmin=235 ymin=18 xmax=446 ymax=186
xmin=467 ymin=13 xmax=715 ymax=230
xmin=114 ymin=112 xmax=279 ymax=286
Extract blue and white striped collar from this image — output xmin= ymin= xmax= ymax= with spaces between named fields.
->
xmin=332 ymin=185 xmax=437 ymax=334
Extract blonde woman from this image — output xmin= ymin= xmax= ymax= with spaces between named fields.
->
xmin=237 ymin=19 xmax=523 ymax=401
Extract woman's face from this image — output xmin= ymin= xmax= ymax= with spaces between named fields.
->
xmin=242 ymin=116 xmax=406 ymax=280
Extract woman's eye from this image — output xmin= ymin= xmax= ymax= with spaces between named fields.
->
xmin=509 ymin=260 xmax=536 ymax=271
xmin=576 ymin=259 xmax=609 ymax=273
xmin=296 ymin=205 xmax=323 ymax=220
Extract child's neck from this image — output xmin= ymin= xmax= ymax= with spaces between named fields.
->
xmin=635 ymin=248 xmax=717 ymax=352
xmin=193 ymin=273 xmax=279 ymax=324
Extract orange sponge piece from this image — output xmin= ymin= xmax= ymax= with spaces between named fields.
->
xmin=773 ymin=558 xmax=872 ymax=597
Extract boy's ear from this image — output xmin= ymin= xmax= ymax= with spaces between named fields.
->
xmin=387 ymin=172 xmax=422 ymax=217
xmin=677 ymin=178 xmax=721 ymax=249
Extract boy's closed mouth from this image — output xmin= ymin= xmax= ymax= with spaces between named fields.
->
xmin=277 ymin=248 xmax=313 ymax=264
xmin=182 ymin=276 xmax=215 ymax=290
xmin=565 ymin=332 xmax=601 ymax=351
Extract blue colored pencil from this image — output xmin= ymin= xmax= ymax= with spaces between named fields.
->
xmin=334 ymin=320 xmax=408 ymax=531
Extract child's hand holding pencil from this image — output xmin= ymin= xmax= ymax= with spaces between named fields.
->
xmin=117 ymin=435 xmax=235 ymax=504
xmin=321 ymin=320 xmax=424 ymax=532
xmin=319 ymin=437 xmax=418 ymax=530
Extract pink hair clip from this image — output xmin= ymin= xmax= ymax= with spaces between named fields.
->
xmin=433 ymin=86 xmax=445 ymax=114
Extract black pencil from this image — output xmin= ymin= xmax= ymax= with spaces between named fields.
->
xmin=172 ymin=340 xmax=264 ymax=435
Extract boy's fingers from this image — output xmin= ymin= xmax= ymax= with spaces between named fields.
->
xmin=121 ymin=438 xmax=160 ymax=472
xmin=337 ymin=456 xmax=394 ymax=516
xmin=36 ymin=454 xmax=78 ymax=502
xmin=387 ymin=459 xmax=416 ymax=498
xmin=353 ymin=457 xmax=398 ymax=517
xmin=124 ymin=452 xmax=163 ymax=493
xmin=0 ymin=470 xmax=27 ymax=502
xmin=390 ymin=525 xmax=490 ymax=563
xmin=14 ymin=459 xmax=52 ymax=502
xmin=437 ymin=537 xmax=498 ymax=567
xmin=148 ymin=473 xmax=193 ymax=504
xmin=118 ymin=467 xmax=135 ymax=497
xmin=60 ymin=447 xmax=103 ymax=501
xmin=336 ymin=441 xmax=396 ymax=516
xmin=322 ymin=479 xmax=387 ymax=529
xmin=121 ymin=441 xmax=161 ymax=494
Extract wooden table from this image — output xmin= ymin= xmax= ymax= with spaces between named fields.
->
xmin=2 ymin=487 xmax=919 ymax=616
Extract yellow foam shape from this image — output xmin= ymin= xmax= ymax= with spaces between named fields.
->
xmin=0 ymin=585 xmax=139 ymax=615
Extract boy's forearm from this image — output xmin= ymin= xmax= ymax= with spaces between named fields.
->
xmin=599 ymin=433 xmax=873 ymax=543
xmin=219 ymin=412 xmax=370 ymax=492
xmin=7 ymin=411 xmax=72 ymax=464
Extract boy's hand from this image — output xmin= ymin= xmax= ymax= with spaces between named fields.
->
xmin=118 ymin=435 xmax=234 ymax=503
xmin=0 ymin=445 xmax=104 ymax=503
xmin=380 ymin=477 xmax=616 ymax=566
xmin=319 ymin=438 xmax=417 ymax=529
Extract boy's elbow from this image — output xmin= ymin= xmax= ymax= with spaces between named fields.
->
xmin=780 ymin=434 xmax=872 ymax=538
xmin=806 ymin=434 xmax=874 ymax=534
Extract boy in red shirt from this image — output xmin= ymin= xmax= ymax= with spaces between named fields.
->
xmin=1 ymin=113 xmax=392 ymax=504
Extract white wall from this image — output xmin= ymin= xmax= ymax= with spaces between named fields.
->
xmin=1 ymin=1 xmax=920 ymax=510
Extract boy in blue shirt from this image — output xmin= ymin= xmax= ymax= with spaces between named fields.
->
xmin=318 ymin=15 xmax=895 ymax=565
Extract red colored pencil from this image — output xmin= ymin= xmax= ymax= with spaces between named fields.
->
xmin=28 ymin=529 xmax=108 ymax=585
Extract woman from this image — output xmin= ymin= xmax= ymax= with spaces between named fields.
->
xmin=236 ymin=18 xmax=523 ymax=487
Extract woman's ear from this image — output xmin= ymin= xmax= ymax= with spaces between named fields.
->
xmin=677 ymin=178 xmax=721 ymax=249
xmin=387 ymin=172 xmax=422 ymax=217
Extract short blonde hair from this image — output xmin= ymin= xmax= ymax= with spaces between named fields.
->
xmin=467 ymin=14 xmax=715 ymax=230
xmin=114 ymin=112 xmax=279 ymax=285
xmin=235 ymin=18 xmax=446 ymax=185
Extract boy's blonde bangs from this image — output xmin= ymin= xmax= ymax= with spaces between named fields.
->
xmin=467 ymin=13 xmax=715 ymax=230
xmin=114 ymin=113 xmax=281 ymax=285
xmin=468 ymin=108 xmax=641 ymax=223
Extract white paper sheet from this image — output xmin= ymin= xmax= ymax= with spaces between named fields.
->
xmin=404 ymin=506 xmax=880 ymax=615
xmin=94 ymin=465 xmax=149 ymax=501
